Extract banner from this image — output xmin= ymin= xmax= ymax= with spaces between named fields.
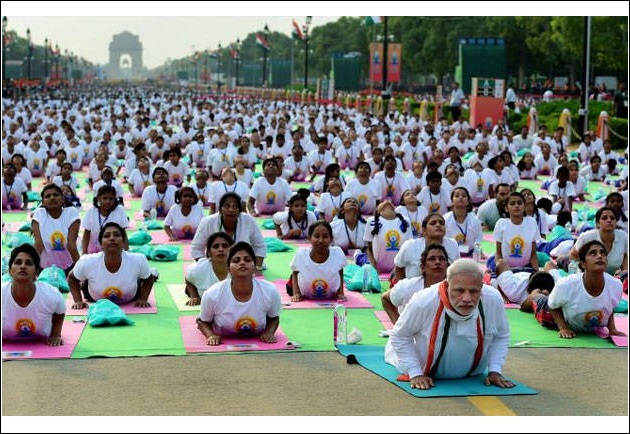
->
xmin=369 ymin=43 xmax=402 ymax=84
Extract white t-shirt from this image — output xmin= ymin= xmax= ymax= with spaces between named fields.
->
xmin=2 ymin=177 xmax=28 ymax=210
xmin=73 ymin=251 xmax=152 ymax=304
xmin=390 ymin=276 xmax=426 ymax=314
xmin=191 ymin=213 xmax=267 ymax=260
xmin=416 ymin=186 xmax=452 ymax=215
xmin=199 ymin=278 xmax=281 ymax=337
xmin=395 ymin=205 xmax=428 ymax=238
xmin=548 ymin=273 xmax=622 ymax=333
xmin=185 ymin=258 xmax=222 ymax=297
xmin=548 ymin=181 xmax=576 ymax=211
xmin=2 ymin=281 xmax=66 ymax=341
xmin=284 ymin=156 xmax=311 ymax=181
xmin=373 ymin=172 xmax=410 ymax=205
xmin=52 ymin=175 xmax=80 ymax=192
xmin=290 ymin=246 xmax=347 ymax=299
xmin=164 ymin=204 xmax=204 ymax=240
xmin=345 ymin=178 xmax=381 ymax=216
xmin=273 ymin=210 xmax=317 ymax=239
xmin=493 ymin=217 xmax=539 ymax=268
xmin=463 ymin=169 xmax=494 ymax=204
xmin=93 ymin=179 xmax=125 ymax=200
xmin=331 ymin=218 xmax=367 ymax=252
xmin=81 ymin=205 xmax=129 ymax=253
xmin=208 ymin=180 xmax=250 ymax=208
xmin=163 ymin=161 xmax=188 ymax=186
xmin=128 ymin=169 xmax=153 ymax=197
xmin=394 ymin=237 xmax=460 ymax=278
xmin=444 ymin=212 xmax=483 ymax=255
xmin=32 ymin=206 xmax=80 ymax=269
xmin=141 ymin=185 xmax=178 ymax=218
xmin=234 ymin=169 xmax=254 ymax=187
xmin=188 ymin=183 xmax=211 ymax=207
xmin=364 ymin=216 xmax=413 ymax=273
xmin=574 ymin=229 xmax=628 ymax=275
xmin=315 ymin=191 xmax=350 ymax=221
xmin=496 ymin=270 xmax=531 ymax=304
xmin=249 ymin=177 xmax=293 ymax=215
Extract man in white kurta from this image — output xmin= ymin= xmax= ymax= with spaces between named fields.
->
xmin=386 ymin=259 xmax=514 ymax=389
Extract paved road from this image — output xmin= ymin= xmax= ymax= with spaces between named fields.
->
xmin=2 ymin=347 xmax=627 ymax=426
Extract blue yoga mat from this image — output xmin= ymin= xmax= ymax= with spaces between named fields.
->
xmin=337 ymin=344 xmax=537 ymax=398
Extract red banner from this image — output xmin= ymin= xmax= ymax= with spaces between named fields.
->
xmin=369 ymin=43 xmax=402 ymax=84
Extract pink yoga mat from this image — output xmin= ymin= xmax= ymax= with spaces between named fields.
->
xmin=505 ymin=303 xmax=521 ymax=309
xmin=482 ymin=233 xmax=495 ymax=242
xmin=179 ymin=316 xmax=296 ymax=353
xmin=272 ymin=280 xmax=373 ymax=309
xmin=611 ymin=315 xmax=628 ymax=347
xmin=261 ymin=229 xmax=277 ymax=238
xmin=374 ymin=310 xmax=394 ymax=330
xmin=64 ymin=292 xmax=157 ymax=315
xmin=2 ymin=320 xmax=86 ymax=360
xmin=182 ymin=244 xmax=194 ymax=260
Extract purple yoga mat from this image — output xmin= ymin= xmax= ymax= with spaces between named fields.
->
xmin=65 ymin=292 xmax=157 ymax=315
xmin=374 ymin=310 xmax=394 ymax=330
xmin=612 ymin=316 xmax=628 ymax=347
xmin=179 ymin=316 xmax=296 ymax=353
xmin=2 ymin=320 xmax=86 ymax=360
xmin=272 ymin=280 xmax=373 ymax=309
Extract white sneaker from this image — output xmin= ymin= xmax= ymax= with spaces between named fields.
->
xmin=346 ymin=327 xmax=363 ymax=344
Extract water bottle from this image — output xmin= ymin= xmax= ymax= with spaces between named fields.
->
xmin=149 ymin=208 xmax=157 ymax=221
xmin=472 ymin=242 xmax=482 ymax=263
xmin=333 ymin=304 xmax=347 ymax=346
xmin=362 ymin=266 xmax=370 ymax=295
xmin=568 ymin=260 xmax=579 ymax=275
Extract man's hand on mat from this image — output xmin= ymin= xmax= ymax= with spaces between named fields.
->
xmin=291 ymin=293 xmax=304 ymax=302
xmin=260 ymin=332 xmax=277 ymax=343
xmin=186 ymin=297 xmax=201 ymax=306
xmin=609 ymin=328 xmax=626 ymax=337
xmin=207 ymin=335 xmax=222 ymax=346
xmin=485 ymin=372 xmax=515 ymax=388
xmin=168 ymin=235 xmax=178 ymax=242
xmin=558 ymin=328 xmax=576 ymax=339
xmin=336 ymin=292 xmax=347 ymax=301
xmin=72 ymin=301 xmax=88 ymax=310
xmin=410 ymin=375 xmax=434 ymax=390
xmin=46 ymin=336 xmax=64 ymax=347
xmin=135 ymin=299 xmax=151 ymax=308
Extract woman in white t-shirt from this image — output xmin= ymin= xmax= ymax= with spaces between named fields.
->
xmin=208 ymin=168 xmax=249 ymax=214
xmin=289 ymin=221 xmax=347 ymax=301
xmin=331 ymin=197 xmax=367 ymax=254
xmin=273 ymin=190 xmax=317 ymax=240
xmin=494 ymin=192 xmax=539 ymax=270
xmin=364 ymin=201 xmax=413 ymax=274
xmin=315 ymin=177 xmax=350 ymax=222
xmin=197 ymin=242 xmax=281 ymax=345
xmin=141 ymin=167 xmax=178 ymax=219
xmin=395 ymin=189 xmax=429 ymax=238
xmin=345 ymin=161 xmax=380 ymax=216
xmin=443 ymin=187 xmax=483 ymax=256
xmin=164 ymin=186 xmax=204 ymax=241
xmin=2 ymin=244 xmax=66 ymax=346
xmin=522 ymin=188 xmax=549 ymax=239
xmin=548 ymin=240 xmax=624 ymax=338
xmin=68 ymin=223 xmax=156 ymax=308
xmin=31 ymin=183 xmax=80 ymax=271
xmin=2 ymin=163 xmax=28 ymax=210
xmin=184 ymin=232 xmax=233 ymax=306
xmin=81 ymin=185 xmax=129 ymax=254
xmin=127 ymin=156 xmax=153 ymax=198
xmin=381 ymin=244 xmax=448 ymax=324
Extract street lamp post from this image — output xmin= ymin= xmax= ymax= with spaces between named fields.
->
xmin=26 ymin=27 xmax=33 ymax=80
xmin=217 ymin=42 xmax=222 ymax=89
xmin=2 ymin=16 xmax=8 ymax=85
xmin=43 ymin=37 xmax=49 ymax=83
xmin=235 ymin=38 xmax=241 ymax=87
xmin=303 ymin=16 xmax=312 ymax=89
xmin=261 ymin=24 xmax=270 ymax=87
xmin=53 ymin=43 xmax=59 ymax=81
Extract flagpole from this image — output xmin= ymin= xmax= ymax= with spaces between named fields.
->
xmin=381 ymin=16 xmax=390 ymax=109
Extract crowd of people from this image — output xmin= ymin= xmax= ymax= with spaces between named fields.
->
xmin=2 ymin=84 xmax=628 ymax=388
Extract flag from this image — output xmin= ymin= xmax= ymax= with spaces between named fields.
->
xmin=365 ymin=16 xmax=383 ymax=25
xmin=256 ymin=33 xmax=271 ymax=51
xmin=229 ymin=47 xmax=239 ymax=59
xmin=292 ymin=19 xmax=304 ymax=40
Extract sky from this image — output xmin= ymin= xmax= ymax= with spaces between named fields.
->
xmin=3 ymin=2 xmax=626 ymax=70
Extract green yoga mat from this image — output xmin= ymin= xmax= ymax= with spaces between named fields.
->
xmin=71 ymin=283 xmax=189 ymax=358
xmin=337 ymin=345 xmax=537 ymax=398
xmin=280 ymin=308 xmax=386 ymax=352
xmin=507 ymin=309 xmax=619 ymax=349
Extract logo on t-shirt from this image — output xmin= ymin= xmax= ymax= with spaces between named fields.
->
xmin=357 ymin=194 xmax=368 ymax=208
xmin=33 ymin=159 xmax=40 ymax=170
xmin=181 ymin=224 xmax=194 ymax=239
xmin=50 ymin=231 xmax=66 ymax=251
xmin=386 ymin=185 xmax=394 ymax=198
xmin=411 ymin=221 xmax=421 ymax=237
xmin=103 ymin=286 xmax=124 ymax=304
xmin=509 ymin=236 xmax=525 ymax=258
xmin=476 ymin=176 xmax=484 ymax=192
xmin=429 ymin=202 xmax=440 ymax=213
xmin=266 ymin=190 xmax=276 ymax=205
xmin=311 ymin=279 xmax=329 ymax=298
xmin=454 ymin=232 xmax=466 ymax=245
xmin=7 ymin=191 xmax=16 ymax=204
xmin=171 ymin=174 xmax=181 ymax=185
xmin=385 ymin=229 xmax=401 ymax=251
xmin=155 ymin=200 xmax=166 ymax=216
xmin=70 ymin=152 xmax=79 ymax=164
xmin=235 ymin=316 xmax=257 ymax=336
xmin=15 ymin=318 xmax=36 ymax=337
xmin=583 ymin=310 xmax=604 ymax=329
